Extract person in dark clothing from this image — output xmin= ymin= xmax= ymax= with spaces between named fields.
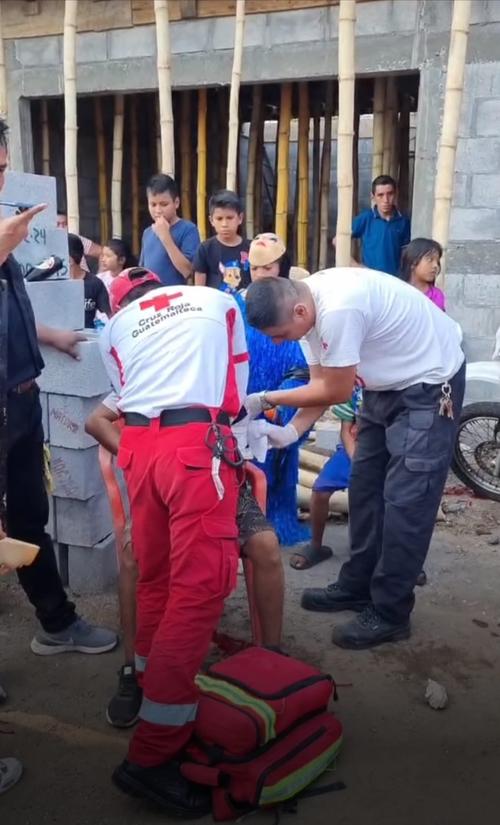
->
xmin=193 ymin=190 xmax=250 ymax=292
xmin=68 ymin=233 xmax=110 ymax=328
xmin=0 ymin=116 xmax=116 ymax=656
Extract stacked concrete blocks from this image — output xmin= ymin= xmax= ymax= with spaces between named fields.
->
xmin=34 ymin=299 xmax=118 ymax=593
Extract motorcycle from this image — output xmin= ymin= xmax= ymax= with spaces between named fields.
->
xmin=451 ymin=327 xmax=500 ymax=501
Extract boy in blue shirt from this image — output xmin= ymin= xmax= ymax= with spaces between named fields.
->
xmin=139 ymin=173 xmax=200 ymax=285
xmin=333 ymin=174 xmax=410 ymax=276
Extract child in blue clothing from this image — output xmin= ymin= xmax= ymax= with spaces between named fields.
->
xmin=238 ymin=233 xmax=308 ymax=546
xmin=290 ymin=387 xmax=361 ymax=569
xmin=139 ymin=174 xmax=200 ymax=285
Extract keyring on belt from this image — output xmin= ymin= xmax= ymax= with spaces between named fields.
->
xmin=205 ymin=422 xmax=244 ymax=469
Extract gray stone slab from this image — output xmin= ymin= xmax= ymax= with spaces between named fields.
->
xmin=463 ymin=273 xmax=500 ymax=308
xmin=475 ymin=98 xmax=500 ymax=137
xmin=455 ymin=137 xmax=500 ymax=174
xmin=48 ymin=394 xmax=107 ymax=449
xmin=171 ymin=18 xmax=211 ymax=54
xmin=452 ymin=174 xmax=469 ymax=208
xmin=355 ymin=0 xmax=419 ymax=36
xmin=267 ymin=7 xmax=327 ymax=45
xmin=462 ymin=335 xmax=498 ymax=364
xmin=211 ymin=13 xmax=266 ymax=51
xmin=15 ymin=35 xmax=60 ymax=67
xmin=68 ymin=534 xmax=118 ymax=595
xmin=471 ymin=173 xmax=500 ymax=208
xmin=76 ymin=31 xmax=107 ymax=64
xmin=26 ymin=280 xmax=84 ymax=331
xmin=447 ymin=241 xmax=500 ymax=276
xmin=449 ymin=208 xmax=499 ymax=241
xmin=51 ymin=446 xmax=104 ymax=501
xmin=38 ymin=339 xmax=111 ymax=397
xmin=447 ymin=301 xmax=500 ymax=339
xmin=40 ymin=392 xmax=49 ymax=440
xmin=107 ymin=25 xmax=156 ymax=60
xmin=55 ymin=494 xmax=113 ymax=547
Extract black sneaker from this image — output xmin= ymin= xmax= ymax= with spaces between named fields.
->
xmin=416 ymin=570 xmax=428 ymax=587
xmin=112 ymin=759 xmax=211 ymax=819
xmin=106 ymin=665 xmax=142 ymax=728
xmin=301 ymin=582 xmax=370 ymax=613
xmin=331 ymin=605 xmax=410 ymax=650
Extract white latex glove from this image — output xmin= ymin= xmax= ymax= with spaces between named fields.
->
xmin=244 ymin=392 xmax=267 ymax=420
xmin=250 ymin=419 xmax=299 ymax=449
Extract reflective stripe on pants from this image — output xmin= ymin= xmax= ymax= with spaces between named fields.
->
xmin=117 ymin=420 xmax=240 ymax=767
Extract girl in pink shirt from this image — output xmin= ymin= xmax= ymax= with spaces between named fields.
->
xmin=400 ymin=238 xmax=446 ymax=311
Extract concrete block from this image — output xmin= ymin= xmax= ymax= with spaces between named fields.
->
xmin=212 ymin=13 xmax=266 ymax=50
xmin=355 ymin=0 xmax=418 ymax=36
xmin=26 ymin=280 xmax=84 ymax=331
xmin=171 ymin=19 xmax=211 ymax=54
xmin=462 ymin=335 xmax=497 ymax=364
xmin=107 ymin=25 xmax=155 ymax=60
xmin=471 ymin=174 xmax=500 ymax=208
xmin=46 ymin=494 xmax=55 ymax=540
xmin=55 ymin=494 xmax=113 ymax=547
xmin=315 ymin=423 xmax=340 ymax=453
xmin=40 ymin=392 xmax=49 ymax=440
xmin=447 ymin=301 xmax=500 ymax=339
xmin=76 ymin=32 xmax=107 ymax=64
xmin=68 ymin=534 xmax=118 ymax=595
xmin=475 ymin=98 xmax=500 ymax=137
xmin=38 ymin=339 xmax=111 ymax=397
xmin=51 ymin=445 xmax=104 ymax=500
xmin=443 ymin=272 xmax=465 ymax=303
xmin=48 ymin=394 xmax=107 ymax=449
xmin=15 ymin=36 xmax=60 ymax=67
xmin=471 ymin=0 xmax=500 ymax=25
xmin=463 ymin=273 xmax=500 ymax=308
xmin=455 ymin=138 xmax=500 ymax=174
xmin=449 ymin=208 xmax=500 ymax=241
xmin=448 ymin=240 xmax=500 ymax=276
xmin=267 ymin=7 xmax=327 ymax=45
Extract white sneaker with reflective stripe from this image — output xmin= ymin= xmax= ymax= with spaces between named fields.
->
xmin=0 ymin=758 xmax=23 ymax=795
xmin=30 ymin=617 xmax=118 ymax=655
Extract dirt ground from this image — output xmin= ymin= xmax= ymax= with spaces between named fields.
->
xmin=1 ymin=489 xmax=500 ymax=825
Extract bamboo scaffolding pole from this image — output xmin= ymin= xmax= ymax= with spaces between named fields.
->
xmin=226 ymin=0 xmax=245 ymax=190
xmin=432 ymin=0 xmax=472 ymax=288
xmin=63 ymin=0 xmax=79 ymax=233
xmin=154 ymin=0 xmax=175 ymax=176
xmin=335 ymin=0 xmax=356 ymax=268
xmin=246 ymin=84 xmax=262 ymax=238
xmin=398 ymin=96 xmax=410 ymax=213
xmin=253 ymin=103 xmax=264 ymax=235
xmin=155 ymin=96 xmax=161 ymax=171
xmin=94 ymin=97 xmax=109 ymax=243
xmin=111 ymin=94 xmax=124 ymax=239
xmin=275 ymin=83 xmax=292 ymax=244
xmin=41 ymin=100 xmax=50 ymax=176
xmin=297 ymin=82 xmax=309 ymax=269
xmin=218 ymin=89 xmax=229 ymax=187
xmin=197 ymin=88 xmax=208 ymax=241
xmin=130 ymin=95 xmax=139 ymax=255
xmin=371 ymin=77 xmax=385 ymax=179
xmin=390 ymin=110 xmax=400 ymax=182
xmin=319 ymin=81 xmax=334 ymax=270
xmin=0 ymin=2 xmax=7 ymax=118
xmin=352 ymin=93 xmax=360 ymax=216
xmin=311 ymin=94 xmax=321 ymax=271
xmin=382 ymin=76 xmax=397 ymax=175
xmin=179 ymin=91 xmax=192 ymax=221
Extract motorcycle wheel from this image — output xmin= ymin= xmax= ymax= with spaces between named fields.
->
xmin=451 ymin=402 xmax=500 ymax=501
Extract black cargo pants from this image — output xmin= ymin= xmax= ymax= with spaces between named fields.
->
xmin=338 ymin=361 xmax=466 ymax=625
xmin=6 ymin=386 xmax=76 ymax=633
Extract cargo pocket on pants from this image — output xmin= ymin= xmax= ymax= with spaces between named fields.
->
xmin=406 ymin=409 xmax=435 ymax=454
xmin=398 ymin=455 xmax=446 ymax=504
xmin=201 ymin=515 xmax=239 ymax=599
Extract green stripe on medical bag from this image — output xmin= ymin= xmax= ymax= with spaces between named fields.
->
xmin=259 ymin=735 xmax=343 ymax=805
xmin=196 ymin=674 xmax=276 ymax=742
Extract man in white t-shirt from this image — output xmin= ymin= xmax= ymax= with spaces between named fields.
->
xmin=243 ymin=269 xmax=465 ymax=650
xmin=98 ymin=267 xmax=249 ymax=817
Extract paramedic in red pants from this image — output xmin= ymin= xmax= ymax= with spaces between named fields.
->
xmin=99 ymin=267 xmax=249 ymax=818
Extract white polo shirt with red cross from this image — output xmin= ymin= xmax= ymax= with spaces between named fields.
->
xmin=99 ymin=285 xmax=249 ymax=419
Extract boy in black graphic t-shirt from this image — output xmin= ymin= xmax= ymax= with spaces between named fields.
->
xmin=68 ymin=233 xmax=110 ymax=328
xmin=193 ymin=190 xmax=250 ymax=292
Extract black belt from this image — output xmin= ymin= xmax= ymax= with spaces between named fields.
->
xmin=8 ymin=379 xmax=37 ymax=396
xmin=124 ymin=408 xmax=230 ymax=428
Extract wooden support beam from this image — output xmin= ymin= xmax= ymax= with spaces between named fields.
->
xmin=41 ymin=99 xmax=50 ymax=176
xmin=246 ymin=84 xmax=262 ymax=239
xmin=319 ymin=80 xmax=334 ymax=270
xmin=197 ymin=88 xmax=208 ymax=240
xmin=111 ymin=93 xmax=124 ymax=239
xmin=275 ymin=82 xmax=292 ymax=244
xmin=63 ymin=0 xmax=79 ymax=232
xmin=94 ymin=96 xmax=109 ymax=243
xmin=180 ymin=90 xmax=192 ymax=220
xmin=297 ymin=81 xmax=309 ymax=269
xmin=371 ymin=76 xmax=385 ymax=179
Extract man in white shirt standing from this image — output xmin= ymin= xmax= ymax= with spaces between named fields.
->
xmin=99 ymin=267 xmax=249 ymax=817
xmin=244 ymin=269 xmax=465 ymax=650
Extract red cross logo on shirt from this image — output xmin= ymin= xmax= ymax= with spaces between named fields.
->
xmin=139 ymin=291 xmax=183 ymax=312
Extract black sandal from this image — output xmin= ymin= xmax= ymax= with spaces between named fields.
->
xmin=290 ymin=544 xmax=333 ymax=570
